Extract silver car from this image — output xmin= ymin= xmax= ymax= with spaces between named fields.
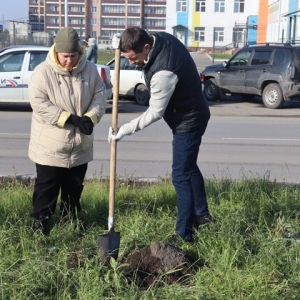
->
xmin=0 ymin=45 xmax=112 ymax=103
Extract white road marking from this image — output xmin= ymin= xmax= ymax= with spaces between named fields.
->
xmin=223 ymin=138 xmax=300 ymax=141
xmin=0 ymin=133 xmax=30 ymax=137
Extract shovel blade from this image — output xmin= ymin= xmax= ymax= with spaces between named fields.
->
xmin=98 ymin=227 xmax=120 ymax=262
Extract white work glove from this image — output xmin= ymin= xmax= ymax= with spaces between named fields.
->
xmin=112 ymin=33 xmax=121 ymax=49
xmin=108 ymin=126 xmax=126 ymax=143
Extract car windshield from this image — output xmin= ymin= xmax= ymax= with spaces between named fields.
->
xmin=228 ymin=50 xmax=252 ymax=66
xmin=0 ymin=52 xmax=25 ymax=72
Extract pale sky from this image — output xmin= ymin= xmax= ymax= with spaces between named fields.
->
xmin=0 ymin=0 xmax=28 ymax=28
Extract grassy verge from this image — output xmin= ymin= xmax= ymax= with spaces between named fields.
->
xmin=209 ymin=53 xmax=232 ymax=60
xmin=97 ymin=51 xmax=115 ymax=65
xmin=95 ymin=51 xmax=233 ymax=65
xmin=1 ymin=177 xmax=300 ymax=299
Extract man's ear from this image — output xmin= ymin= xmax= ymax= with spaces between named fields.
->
xmin=145 ymin=44 xmax=152 ymax=52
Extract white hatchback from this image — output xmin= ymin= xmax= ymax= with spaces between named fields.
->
xmin=0 ymin=45 xmax=112 ymax=103
xmin=106 ymin=56 xmax=150 ymax=106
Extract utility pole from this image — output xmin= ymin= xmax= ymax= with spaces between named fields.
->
xmin=212 ymin=27 xmax=216 ymax=65
xmin=65 ymin=0 xmax=68 ymax=27
xmin=13 ymin=21 xmax=16 ymax=45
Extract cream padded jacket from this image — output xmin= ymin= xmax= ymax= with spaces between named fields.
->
xmin=28 ymin=45 xmax=107 ymax=168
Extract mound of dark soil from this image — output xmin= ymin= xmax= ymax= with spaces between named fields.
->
xmin=123 ymin=241 xmax=198 ymax=288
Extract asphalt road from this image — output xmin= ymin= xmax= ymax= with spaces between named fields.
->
xmin=0 ymin=97 xmax=299 ymax=183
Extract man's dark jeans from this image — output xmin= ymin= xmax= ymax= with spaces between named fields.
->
xmin=172 ymin=124 xmax=209 ymax=240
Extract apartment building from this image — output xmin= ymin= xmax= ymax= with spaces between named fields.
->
xmin=258 ymin=0 xmax=300 ymax=44
xmin=27 ymin=0 xmax=262 ymax=49
xmin=28 ymin=0 xmax=167 ymax=48
xmin=167 ymin=0 xmax=259 ymax=49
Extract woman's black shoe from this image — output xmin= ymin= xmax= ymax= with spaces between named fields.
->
xmin=33 ymin=215 xmax=50 ymax=236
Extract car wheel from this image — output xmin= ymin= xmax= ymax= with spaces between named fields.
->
xmin=204 ymin=78 xmax=220 ymax=101
xmin=135 ymin=84 xmax=150 ymax=106
xmin=262 ymin=83 xmax=284 ymax=109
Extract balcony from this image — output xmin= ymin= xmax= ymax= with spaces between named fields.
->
xmin=144 ymin=13 xmax=166 ymax=18
xmin=29 ymin=0 xmax=44 ymax=5
xmin=101 ymin=12 xmax=126 ymax=17
xmin=127 ymin=13 xmax=141 ymax=17
xmin=46 ymin=11 xmax=61 ymax=15
xmin=30 ymin=0 xmax=38 ymax=5
xmin=103 ymin=0 xmax=124 ymax=3
xmin=145 ymin=0 xmax=166 ymax=4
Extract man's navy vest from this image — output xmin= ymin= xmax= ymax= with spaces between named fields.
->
xmin=143 ymin=32 xmax=210 ymax=133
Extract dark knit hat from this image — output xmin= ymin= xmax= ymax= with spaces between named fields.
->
xmin=55 ymin=27 xmax=80 ymax=53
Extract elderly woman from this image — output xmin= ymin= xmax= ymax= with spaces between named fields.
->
xmin=28 ymin=27 xmax=107 ymax=235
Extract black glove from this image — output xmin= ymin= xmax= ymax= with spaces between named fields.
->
xmin=81 ymin=116 xmax=94 ymax=135
xmin=67 ymin=114 xmax=82 ymax=127
xmin=66 ymin=115 xmax=93 ymax=135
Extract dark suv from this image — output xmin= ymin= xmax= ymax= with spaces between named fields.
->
xmin=202 ymin=43 xmax=300 ymax=108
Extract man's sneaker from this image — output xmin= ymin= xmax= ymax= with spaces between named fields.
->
xmin=168 ymin=234 xmax=194 ymax=247
xmin=194 ymin=214 xmax=213 ymax=229
xmin=33 ymin=215 xmax=51 ymax=236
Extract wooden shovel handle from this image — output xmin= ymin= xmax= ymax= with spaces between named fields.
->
xmin=109 ymin=48 xmax=121 ymax=219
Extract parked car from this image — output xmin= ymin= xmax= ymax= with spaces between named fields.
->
xmin=106 ymin=56 xmax=150 ymax=106
xmin=0 ymin=45 xmax=112 ymax=103
xmin=107 ymin=56 xmax=203 ymax=105
xmin=202 ymin=43 xmax=300 ymax=109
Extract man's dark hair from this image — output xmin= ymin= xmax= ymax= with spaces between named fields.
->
xmin=120 ymin=27 xmax=152 ymax=53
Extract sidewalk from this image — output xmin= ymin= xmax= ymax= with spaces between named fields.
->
xmin=190 ymin=52 xmax=212 ymax=69
xmin=190 ymin=52 xmax=224 ymax=69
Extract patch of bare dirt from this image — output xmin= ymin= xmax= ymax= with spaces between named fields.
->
xmin=122 ymin=241 xmax=199 ymax=289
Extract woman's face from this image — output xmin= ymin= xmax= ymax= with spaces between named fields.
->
xmin=57 ymin=52 xmax=79 ymax=70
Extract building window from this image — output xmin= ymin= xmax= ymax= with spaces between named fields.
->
xmin=49 ymin=5 xmax=58 ymax=11
xmin=128 ymin=6 xmax=140 ymax=13
xmin=92 ymin=31 xmax=97 ymax=37
xmin=49 ymin=17 xmax=58 ymax=24
xmin=177 ymin=0 xmax=187 ymax=12
xmin=232 ymin=28 xmax=244 ymax=45
xmin=215 ymin=0 xmax=225 ymax=13
xmin=145 ymin=19 xmax=166 ymax=27
xmin=103 ymin=18 xmax=125 ymax=26
xmin=234 ymin=0 xmax=244 ymax=13
xmin=196 ymin=0 xmax=206 ymax=12
xmin=91 ymin=6 xmax=97 ymax=13
xmin=195 ymin=27 xmax=205 ymax=41
xmin=15 ymin=28 xmax=22 ymax=34
xmin=214 ymin=27 xmax=224 ymax=41
xmin=103 ymin=5 xmax=125 ymax=13
xmin=70 ymin=19 xmax=84 ymax=25
xmin=91 ymin=19 xmax=97 ymax=25
xmin=30 ymin=15 xmax=39 ymax=22
xmin=69 ymin=6 xmax=84 ymax=13
xmin=102 ymin=30 xmax=110 ymax=36
xmin=127 ymin=18 xmax=140 ymax=26
xmin=145 ymin=7 xmax=165 ymax=14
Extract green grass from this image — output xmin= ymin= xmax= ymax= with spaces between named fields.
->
xmin=1 ymin=176 xmax=300 ymax=299
xmin=210 ymin=53 xmax=232 ymax=60
xmin=97 ymin=50 xmax=115 ymax=65
xmin=95 ymin=51 xmax=233 ymax=65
